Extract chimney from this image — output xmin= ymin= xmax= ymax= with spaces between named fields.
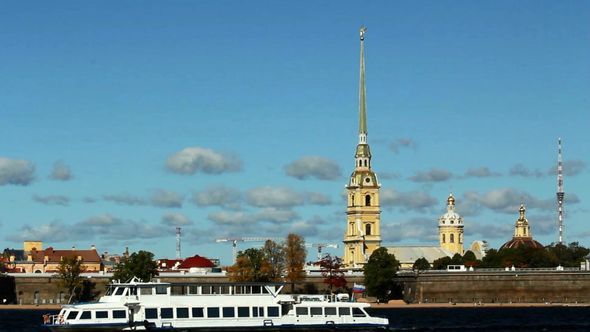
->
xmin=90 ymin=244 xmax=96 ymax=251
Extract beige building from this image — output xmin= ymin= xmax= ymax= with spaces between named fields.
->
xmin=343 ymin=27 xmax=382 ymax=268
xmin=3 ymin=241 xmax=102 ymax=273
xmin=438 ymin=193 xmax=464 ymax=255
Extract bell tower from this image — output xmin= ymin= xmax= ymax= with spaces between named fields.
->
xmin=343 ymin=27 xmax=382 ymax=268
xmin=438 ymin=194 xmax=464 ymax=255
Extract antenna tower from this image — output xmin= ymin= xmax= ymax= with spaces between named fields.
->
xmin=556 ymin=138 xmax=565 ymax=244
xmin=176 ymin=227 xmax=182 ymax=259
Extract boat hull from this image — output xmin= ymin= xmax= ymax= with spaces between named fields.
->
xmin=45 ymin=323 xmax=389 ymax=331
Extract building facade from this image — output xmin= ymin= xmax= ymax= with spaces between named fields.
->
xmin=438 ymin=193 xmax=464 ymax=255
xmin=343 ymin=27 xmax=382 ymax=268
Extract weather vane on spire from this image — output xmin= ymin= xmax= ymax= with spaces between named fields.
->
xmin=360 ymin=26 xmax=367 ymax=41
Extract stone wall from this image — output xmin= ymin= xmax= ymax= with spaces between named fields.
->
xmin=401 ymin=270 xmax=590 ymax=304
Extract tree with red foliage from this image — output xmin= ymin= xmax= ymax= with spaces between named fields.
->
xmin=319 ymin=254 xmax=347 ymax=292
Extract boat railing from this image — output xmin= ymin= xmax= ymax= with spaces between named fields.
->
xmin=43 ymin=313 xmax=64 ymax=325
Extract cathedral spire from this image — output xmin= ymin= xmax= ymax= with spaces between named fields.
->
xmin=358 ymin=26 xmax=367 ymax=144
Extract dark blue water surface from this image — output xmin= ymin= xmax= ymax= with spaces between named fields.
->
xmin=1 ymin=307 xmax=589 ymax=331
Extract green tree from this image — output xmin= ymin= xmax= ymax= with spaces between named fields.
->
xmin=319 ymin=254 xmax=347 ymax=292
xmin=227 ymin=248 xmax=272 ymax=282
xmin=462 ymin=250 xmax=480 ymax=267
xmin=112 ymin=250 xmax=158 ymax=282
xmin=412 ymin=257 xmax=430 ymax=271
xmin=284 ymin=233 xmax=306 ymax=291
xmin=56 ymin=256 xmax=83 ymax=303
xmin=364 ymin=247 xmax=399 ymax=303
xmin=432 ymin=256 xmax=452 ymax=270
xmin=262 ymin=240 xmax=285 ymax=281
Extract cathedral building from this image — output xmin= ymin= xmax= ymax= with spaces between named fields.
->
xmin=343 ymin=27 xmax=382 ymax=268
xmin=438 ymin=193 xmax=464 ymax=255
xmin=500 ymin=203 xmax=543 ymax=249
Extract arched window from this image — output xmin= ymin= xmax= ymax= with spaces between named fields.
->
xmin=364 ymin=160 xmax=367 ymax=167
xmin=358 ymin=160 xmax=362 ymax=167
xmin=524 ymin=228 xmax=527 ymax=236
xmin=450 ymin=234 xmax=455 ymax=243
xmin=365 ymin=224 xmax=371 ymax=235
xmin=442 ymin=234 xmax=446 ymax=243
xmin=365 ymin=195 xmax=371 ymax=206
xmin=350 ymin=194 xmax=355 ymax=206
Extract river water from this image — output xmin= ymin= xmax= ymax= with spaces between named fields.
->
xmin=1 ymin=307 xmax=589 ymax=331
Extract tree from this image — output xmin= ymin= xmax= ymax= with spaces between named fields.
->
xmin=462 ymin=250 xmax=479 ymax=267
xmin=284 ymin=233 xmax=306 ymax=291
xmin=227 ymin=248 xmax=272 ymax=282
xmin=56 ymin=256 xmax=83 ymax=303
xmin=319 ymin=254 xmax=347 ymax=292
xmin=412 ymin=257 xmax=430 ymax=271
xmin=432 ymin=256 xmax=452 ymax=270
xmin=112 ymin=250 xmax=158 ymax=282
xmin=262 ymin=240 xmax=285 ymax=282
xmin=364 ymin=247 xmax=399 ymax=303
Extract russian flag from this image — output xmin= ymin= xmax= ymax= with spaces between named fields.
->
xmin=352 ymin=283 xmax=366 ymax=293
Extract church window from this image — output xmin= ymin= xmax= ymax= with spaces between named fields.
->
xmin=358 ymin=160 xmax=362 ymax=167
xmin=365 ymin=195 xmax=371 ymax=206
xmin=350 ymin=194 xmax=355 ymax=206
xmin=365 ymin=224 xmax=371 ymax=235
xmin=450 ymin=234 xmax=454 ymax=243
xmin=459 ymin=233 xmax=463 ymax=244
xmin=364 ymin=160 xmax=367 ymax=167
xmin=524 ymin=228 xmax=527 ymax=236
xmin=442 ymin=234 xmax=445 ymax=243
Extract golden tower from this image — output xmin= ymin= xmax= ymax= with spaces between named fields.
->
xmin=438 ymin=193 xmax=464 ymax=255
xmin=343 ymin=27 xmax=382 ymax=268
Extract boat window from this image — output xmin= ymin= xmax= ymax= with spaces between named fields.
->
xmin=268 ymin=307 xmax=279 ymax=317
xmin=96 ymin=311 xmax=108 ymax=319
xmin=113 ymin=310 xmax=126 ymax=319
xmin=252 ymin=285 xmax=261 ymax=294
xmin=80 ymin=311 xmax=91 ymax=320
xmin=252 ymin=306 xmax=264 ymax=317
xmin=310 ymin=307 xmax=322 ymax=316
xmin=338 ymin=307 xmax=350 ymax=316
xmin=192 ymin=307 xmax=204 ymax=318
xmin=325 ymin=307 xmax=337 ymax=316
xmin=66 ymin=311 xmax=79 ymax=320
xmin=237 ymin=307 xmax=249 ymax=317
xmin=202 ymin=286 xmax=212 ymax=295
xmin=207 ymin=307 xmax=219 ymax=318
xmin=222 ymin=307 xmax=235 ymax=317
xmin=176 ymin=308 xmax=189 ymax=318
xmin=161 ymin=308 xmax=173 ymax=319
xmin=296 ymin=307 xmax=308 ymax=316
xmin=258 ymin=307 xmax=264 ymax=317
xmin=155 ymin=285 xmax=167 ymax=295
xmin=171 ymin=285 xmax=185 ymax=295
xmin=220 ymin=286 xmax=231 ymax=294
xmin=105 ymin=287 xmax=114 ymax=296
xmin=145 ymin=308 xmax=157 ymax=319
xmin=188 ymin=285 xmax=199 ymax=294
xmin=140 ymin=287 xmax=152 ymax=295
xmin=114 ymin=287 xmax=125 ymax=296
xmin=261 ymin=287 xmax=269 ymax=294
xmin=129 ymin=286 xmax=137 ymax=296
xmin=352 ymin=308 xmax=366 ymax=317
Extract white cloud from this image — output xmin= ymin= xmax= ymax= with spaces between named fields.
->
xmin=32 ymin=194 xmax=70 ymax=206
xmin=284 ymin=156 xmax=342 ymax=180
xmin=151 ymin=190 xmax=184 ymax=208
xmin=509 ymin=164 xmax=544 ymax=178
xmin=161 ymin=213 xmax=193 ymax=226
xmin=50 ymin=161 xmax=72 ymax=181
xmin=547 ymin=160 xmax=587 ymax=177
xmin=245 ymin=186 xmax=304 ymax=208
xmin=306 ymin=192 xmax=332 ymax=205
xmin=381 ymin=217 xmax=438 ymax=243
xmin=0 ymin=157 xmax=35 ymax=185
xmin=464 ymin=167 xmax=501 ymax=178
xmin=409 ymin=168 xmax=453 ymax=182
xmin=380 ymin=188 xmax=438 ymax=212
xmin=389 ymin=138 xmax=417 ymax=154
xmin=166 ymin=147 xmax=242 ymax=175
xmin=103 ymin=194 xmax=146 ymax=206
xmin=193 ymin=185 xmax=242 ymax=210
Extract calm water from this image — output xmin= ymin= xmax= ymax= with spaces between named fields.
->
xmin=1 ymin=307 xmax=589 ymax=331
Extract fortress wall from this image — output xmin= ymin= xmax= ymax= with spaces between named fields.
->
xmin=401 ymin=271 xmax=590 ymax=304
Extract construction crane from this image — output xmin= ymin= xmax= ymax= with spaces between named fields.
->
xmin=306 ymin=243 xmax=339 ymax=261
xmin=216 ymin=237 xmax=283 ymax=264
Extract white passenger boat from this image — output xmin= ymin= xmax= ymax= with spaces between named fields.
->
xmin=43 ymin=278 xmax=389 ymax=331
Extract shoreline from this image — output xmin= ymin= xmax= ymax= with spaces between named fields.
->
xmin=0 ymin=304 xmax=61 ymax=310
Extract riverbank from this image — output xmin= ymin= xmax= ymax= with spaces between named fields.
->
xmin=370 ymin=299 xmax=590 ymax=308
xmin=0 ymin=304 xmax=61 ymax=310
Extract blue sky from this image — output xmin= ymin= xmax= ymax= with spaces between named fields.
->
xmin=1 ymin=1 xmax=589 ymax=265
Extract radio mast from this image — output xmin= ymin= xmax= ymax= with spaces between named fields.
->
xmin=556 ymin=138 xmax=565 ymax=245
xmin=176 ymin=227 xmax=182 ymax=259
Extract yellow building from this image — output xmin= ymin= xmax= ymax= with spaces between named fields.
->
xmin=438 ymin=193 xmax=464 ymax=255
xmin=500 ymin=203 xmax=543 ymax=249
xmin=343 ymin=27 xmax=382 ymax=268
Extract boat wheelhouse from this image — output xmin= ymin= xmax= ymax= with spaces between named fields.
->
xmin=43 ymin=278 xmax=388 ymax=331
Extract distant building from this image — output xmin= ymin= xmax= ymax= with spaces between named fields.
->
xmin=343 ymin=27 xmax=382 ymax=268
xmin=438 ymin=193 xmax=464 ymax=255
xmin=500 ymin=203 xmax=543 ymax=249
xmin=157 ymin=255 xmax=216 ymax=273
xmin=2 ymin=241 xmax=101 ymax=273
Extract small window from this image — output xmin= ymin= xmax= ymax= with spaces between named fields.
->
xmin=207 ymin=307 xmax=220 ymax=318
xmin=192 ymin=307 xmax=204 ymax=318
xmin=365 ymin=224 xmax=371 ymax=235
xmin=352 ymin=308 xmax=366 ymax=317
xmin=365 ymin=195 xmax=371 ymax=206
xmin=145 ymin=308 xmax=157 ymax=319
xmin=222 ymin=307 xmax=235 ymax=317
xmin=67 ymin=311 xmax=79 ymax=320
xmin=296 ymin=307 xmax=308 ymax=316
xmin=338 ymin=307 xmax=350 ymax=316
xmin=113 ymin=310 xmax=126 ymax=319
xmin=268 ymin=307 xmax=279 ymax=317
xmin=442 ymin=234 xmax=446 ymax=243
xmin=140 ymin=287 xmax=152 ymax=295
xmin=114 ymin=287 xmax=125 ymax=296
xmin=364 ymin=160 xmax=368 ymax=167
xmin=155 ymin=286 xmax=167 ymax=295
xmin=95 ymin=311 xmax=108 ymax=319
xmin=237 ymin=307 xmax=249 ymax=317
xmin=325 ymin=307 xmax=337 ymax=316
xmin=176 ymin=308 xmax=189 ymax=318
xmin=310 ymin=307 xmax=322 ymax=316
xmin=161 ymin=308 xmax=173 ymax=319
xmin=129 ymin=286 xmax=137 ymax=296
xmin=80 ymin=311 xmax=91 ymax=320
xmin=450 ymin=234 xmax=454 ymax=243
